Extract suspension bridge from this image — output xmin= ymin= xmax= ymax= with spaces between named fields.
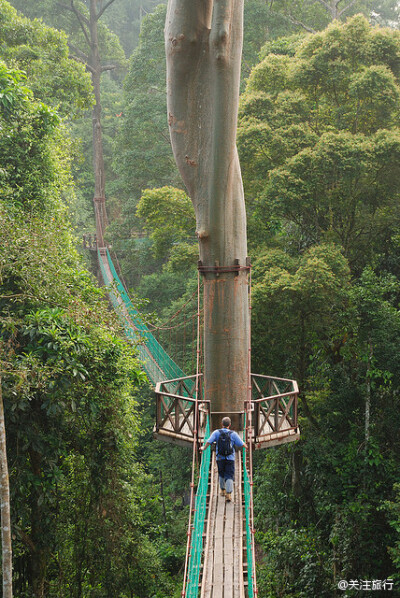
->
xmin=95 ymin=243 xmax=300 ymax=598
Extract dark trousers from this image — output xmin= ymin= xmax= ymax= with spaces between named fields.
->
xmin=217 ymin=458 xmax=235 ymax=492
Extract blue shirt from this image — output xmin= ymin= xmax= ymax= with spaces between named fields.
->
xmin=206 ymin=428 xmax=244 ymax=461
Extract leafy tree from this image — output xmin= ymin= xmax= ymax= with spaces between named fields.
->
xmin=112 ymin=5 xmax=179 ymax=206
xmin=269 ymin=0 xmax=400 ymax=35
xmin=8 ymin=0 xmax=162 ymax=58
xmin=251 ymin=243 xmax=350 ymax=386
xmin=136 ymin=186 xmax=196 ymax=260
xmin=0 ymin=0 xmax=93 ymax=117
xmin=239 ymin=16 xmax=400 ymax=272
xmin=0 ymin=63 xmax=178 ymax=597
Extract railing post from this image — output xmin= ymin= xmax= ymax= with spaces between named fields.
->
xmin=175 ymin=398 xmax=180 ymax=433
xmin=274 ymin=397 xmax=279 ymax=431
xmin=156 ymin=390 xmax=161 ymax=430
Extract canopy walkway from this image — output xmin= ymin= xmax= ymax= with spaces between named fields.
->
xmin=182 ymin=411 xmax=256 ymax=598
xmin=97 ymin=247 xmax=187 ymax=385
xmin=96 ymin=246 xmax=300 ymax=598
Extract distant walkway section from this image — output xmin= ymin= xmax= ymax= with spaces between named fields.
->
xmin=97 ymin=248 xmax=186 ymax=384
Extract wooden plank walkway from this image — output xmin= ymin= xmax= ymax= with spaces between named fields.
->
xmin=201 ymin=451 xmax=245 ymax=598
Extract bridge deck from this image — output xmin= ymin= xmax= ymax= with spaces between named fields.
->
xmin=201 ymin=451 xmax=245 ymax=598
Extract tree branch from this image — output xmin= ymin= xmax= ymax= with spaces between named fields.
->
xmin=286 ymin=13 xmax=316 ymax=33
xmin=67 ymin=42 xmax=89 ymax=64
xmin=58 ymin=1 xmax=91 ymax=48
xmin=338 ymin=0 xmax=358 ymax=17
xmin=101 ymin=64 xmax=117 ymax=72
xmin=58 ymin=1 xmax=89 ymax=25
xmin=96 ymin=0 xmax=117 ymax=21
xmin=314 ymin=0 xmax=333 ymax=14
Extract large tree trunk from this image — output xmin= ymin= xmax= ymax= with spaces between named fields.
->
xmin=165 ymin=0 xmax=249 ymax=423
xmin=89 ymin=0 xmax=108 ymax=248
xmin=0 ymin=379 xmax=13 ymax=598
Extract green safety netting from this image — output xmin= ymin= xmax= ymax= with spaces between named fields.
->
xmin=243 ymin=420 xmax=255 ymax=598
xmin=98 ymin=249 xmax=187 ymax=385
xmin=185 ymin=416 xmax=211 ymax=598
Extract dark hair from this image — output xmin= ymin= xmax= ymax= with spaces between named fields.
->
xmin=222 ymin=416 xmax=231 ymax=428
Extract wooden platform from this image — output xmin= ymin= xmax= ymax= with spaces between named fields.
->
xmin=201 ymin=451 xmax=245 ymax=598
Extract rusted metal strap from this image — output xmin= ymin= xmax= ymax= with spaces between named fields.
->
xmin=198 ymin=258 xmax=251 ymax=276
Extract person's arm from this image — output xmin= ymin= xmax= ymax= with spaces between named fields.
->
xmin=232 ymin=431 xmax=248 ymax=450
xmin=200 ymin=430 xmax=217 ymax=452
xmin=199 ymin=441 xmax=210 ymax=453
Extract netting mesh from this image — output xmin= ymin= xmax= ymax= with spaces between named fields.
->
xmin=185 ymin=416 xmax=211 ymax=598
xmin=243 ymin=421 xmax=255 ymax=598
xmin=98 ymin=249 xmax=186 ymax=384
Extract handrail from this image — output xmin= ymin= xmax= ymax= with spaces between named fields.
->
xmin=243 ymin=411 xmax=258 ymax=598
xmin=251 ymin=374 xmax=298 ymax=443
xmin=183 ymin=415 xmax=211 ymax=597
xmin=251 ymin=372 xmax=299 ymax=387
xmin=98 ymin=249 xmax=186 ymax=384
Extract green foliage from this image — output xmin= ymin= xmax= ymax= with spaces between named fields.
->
xmin=266 ymin=0 xmax=400 ymax=37
xmin=7 ymin=0 xmax=127 ymax=71
xmin=136 ymin=186 xmax=196 ymax=260
xmin=0 ymin=64 xmax=74 ymax=213
xmin=383 ymin=483 xmax=400 ymax=580
xmin=8 ymin=0 xmax=161 ymax=59
xmin=251 ymin=243 xmax=350 ymax=379
xmin=256 ymin=527 xmax=332 ymax=597
xmin=239 ymin=16 xmax=400 ymax=272
xmin=266 ymin=130 xmax=400 ymax=269
xmin=0 ymin=65 xmax=181 ymax=596
xmin=112 ymin=4 xmax=179 ymax=208
xmin=0 ymin=0 xmax=93 ymax=117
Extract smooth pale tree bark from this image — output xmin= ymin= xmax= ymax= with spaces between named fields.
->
xmin=165 ymin=0 xmax=249 ymax=423
xmin=0 ymin=378 xmax=13 ymax=598
xmin=64 ymin=0 xmax=117 ymax=247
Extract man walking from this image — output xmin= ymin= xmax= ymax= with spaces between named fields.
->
xmin=200 ymin=416 xmax=247 ymax=502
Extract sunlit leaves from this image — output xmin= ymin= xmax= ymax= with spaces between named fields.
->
xmin=239 ymin=16 xmax=400 ymax=267
xmin=136 ymin=186 xmax=196 ymax=261
xmin=0 ymin=0 xmax=93 ymax=117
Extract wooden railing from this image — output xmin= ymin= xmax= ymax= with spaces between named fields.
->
xmin=154 ymin=373 xmax=299 ymax=448
xmin=251 ymin=374 xmax=300 ymax=448
xmin=154 ymin=375 xmax=211 ymax=447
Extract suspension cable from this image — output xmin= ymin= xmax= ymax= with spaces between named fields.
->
xmin=246 ymin=264 xmax=258 ymax=596
xmin=181 ymin=270 xmax=203 ymax=597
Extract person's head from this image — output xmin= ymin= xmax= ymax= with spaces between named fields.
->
xmin=222 ymin=416 xmax=231 ymax=428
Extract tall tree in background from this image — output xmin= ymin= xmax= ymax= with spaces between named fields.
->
xmin=166 ymin=0 xmax=249 ymax=419
xmin=62 ymin=0 xmax=119 ymax=247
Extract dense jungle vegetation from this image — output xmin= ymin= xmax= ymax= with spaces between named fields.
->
xmin=2 ymin=0 xmax=400 ymax=596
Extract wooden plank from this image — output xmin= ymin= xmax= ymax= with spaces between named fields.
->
xmin=200 ymin=450 xmax=246 ymax=598
xmin=233 ymin=452 xmax=241 ymax=598
xmin=201 ymin=455 xmax=217 ymax=598
xmin=224 ymin=483 xmax=234 ymax=598
xmin=202 ymin=456 xmax=218 ymax=598
xmin=256 ymin=429 xmax=300 ymax=449
xmin=237 ymin=453 xmax=245 ymax=598
xmin=212 ymin=486 xmax=225 ymax=598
